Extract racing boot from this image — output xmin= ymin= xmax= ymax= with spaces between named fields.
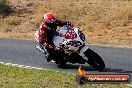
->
xmin=46 ymin=55 xmax=52 ymax=62
xmin=51 ymin=60 xmax=55 ymax=63
xmin=47 ymin=55 xmax=56 ymax=62
xmin=35 ymin=44 xmax=45 ymax=54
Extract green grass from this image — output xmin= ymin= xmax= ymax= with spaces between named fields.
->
xmin=0 ymin=64 xmax=131 ymax=88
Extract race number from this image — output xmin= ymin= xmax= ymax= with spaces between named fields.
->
xmin=65 ymin=29 xmax=77 ymax=39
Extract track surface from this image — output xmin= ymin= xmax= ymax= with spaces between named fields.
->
xmin=0 ymin=38 xmax=132 ymax=83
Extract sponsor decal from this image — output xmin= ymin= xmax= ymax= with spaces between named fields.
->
xmin=76 ymin=66 xmax=131 ymax=85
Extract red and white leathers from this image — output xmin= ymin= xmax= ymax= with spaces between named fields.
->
xmin=38 ymin=19 xmax=73 ymax=49
xmin=35 ymin=13 xmax=73 ymax=62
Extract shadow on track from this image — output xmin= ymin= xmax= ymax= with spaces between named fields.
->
xmin=62 ymin=64 xmax=132 ymax=74
xmin=62 ymin=64 xmax=95 ymax=71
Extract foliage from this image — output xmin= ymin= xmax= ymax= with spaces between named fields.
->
xmin=6 ymin=19 xmax=21 ymax=25
xmin=0 ymin=0 xmax=11 ymax=16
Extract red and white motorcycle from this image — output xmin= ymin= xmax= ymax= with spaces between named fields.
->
xmin=35 ymin=25 xmax=105 ymax=71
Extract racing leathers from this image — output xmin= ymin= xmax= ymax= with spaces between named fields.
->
xmin=38 ymin=19 xmax=73 ymax=62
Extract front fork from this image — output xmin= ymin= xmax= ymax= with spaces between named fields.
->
xmin=79 ymin=46 xmax=89 ymax=62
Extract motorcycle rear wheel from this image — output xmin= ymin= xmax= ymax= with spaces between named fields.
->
xmin=84 ymin=49 xmax=105 ymax=71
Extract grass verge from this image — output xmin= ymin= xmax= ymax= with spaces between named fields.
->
xmin=0 ymin=64 xmax=131 ymax=88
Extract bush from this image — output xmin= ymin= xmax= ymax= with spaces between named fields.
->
xmin=0 ymin=0 xmax=11 ymax=16
xmin=6 ymin=19 xmax=21 ymax=25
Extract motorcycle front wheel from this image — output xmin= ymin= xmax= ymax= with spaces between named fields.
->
xmin=84 ymin=49 xmax=105 ymax=71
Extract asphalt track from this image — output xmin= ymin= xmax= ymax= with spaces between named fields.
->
xmin=0 ymin=38 xmax=132 ymax=83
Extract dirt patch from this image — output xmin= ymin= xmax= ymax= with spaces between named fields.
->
xmin=0 ymin=0 xmax=132 ymax=48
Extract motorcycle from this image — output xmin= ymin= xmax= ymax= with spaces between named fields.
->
xmin=35 ymin=25 xmax=105 ymax=71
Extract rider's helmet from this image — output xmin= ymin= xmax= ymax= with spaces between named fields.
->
xmin=43 ymin=13 xmax=57 ymax=30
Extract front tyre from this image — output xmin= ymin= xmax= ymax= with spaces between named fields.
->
xmin=84 ymin=49 xmax=105 ymax=71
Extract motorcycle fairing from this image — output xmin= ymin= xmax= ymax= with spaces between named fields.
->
xmin=53 ymin=26 xmax=85 ymax=51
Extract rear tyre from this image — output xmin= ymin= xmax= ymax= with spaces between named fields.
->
xmin=84 ymin=49 xmax=105 ymax=71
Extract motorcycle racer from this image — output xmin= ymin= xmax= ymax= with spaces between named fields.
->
xmin=35 ymin=13 xmax=73 ymax=62
xmin=35 ymin=16 xmax=105 ymax=70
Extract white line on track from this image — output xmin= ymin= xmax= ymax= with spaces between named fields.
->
xmin=0 ymin=61 xmax=44 ymax=70
xmin=0 ymin=61 xmax=72 ymax=74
